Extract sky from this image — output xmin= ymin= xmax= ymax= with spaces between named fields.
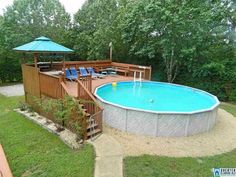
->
xmin=0 ymin=0 xmax=86 ymax=16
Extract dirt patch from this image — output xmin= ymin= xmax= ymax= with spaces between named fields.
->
xmin=104 ymin=109 xmax=236 ymax=157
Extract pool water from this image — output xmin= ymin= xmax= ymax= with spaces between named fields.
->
xmin=95 ymin=81 xmax=218 ymax=113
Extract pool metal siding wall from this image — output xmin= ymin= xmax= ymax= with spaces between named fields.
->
xmin=101 ymin=101 xmax=218 ymax=137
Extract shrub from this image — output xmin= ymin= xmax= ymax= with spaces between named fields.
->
xmin=18 ymin=101 xmax=29 ymax=111
xmin=35 ymin=95 xmax=86 ymax=139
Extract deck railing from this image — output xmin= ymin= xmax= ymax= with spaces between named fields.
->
xmin=79 ymin=75 xmax=92 ymax=93
xmin=50 ymin=60 xmax=152 ymax=80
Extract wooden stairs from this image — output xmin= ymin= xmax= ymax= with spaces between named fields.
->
xmin=80 ymin=103 xmax=101 ymax=139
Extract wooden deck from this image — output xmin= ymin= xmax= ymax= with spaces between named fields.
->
xmin=66 ymin=75 xmax=133 ymax=97
xmin=21 ymin=61 xmax=151 ymax=139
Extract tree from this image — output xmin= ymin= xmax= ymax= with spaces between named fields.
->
xmin=73 ymin=0 xmax=124 ymax=59
xmin=0 ymin=0 xmax=71 ymax=83
xmin=120 ymin=0 xmax=227 ymax=82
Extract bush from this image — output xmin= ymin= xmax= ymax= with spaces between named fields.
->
xmin=0 ymin=58 xmax=22 ymax=83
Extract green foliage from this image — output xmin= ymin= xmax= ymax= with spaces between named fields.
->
xmin=53 ymin=96 xmax=74 ymax=127
xmin=119 ymin=0 xmax=228 ymax=82
xmin=73 ymin=0 xmax=121 ymax=59
xmin=196 ymin=62 xmax=225 ymax=80
xmin=70 ymin=120 xmax=83 ymax=141
xmin=18 ymin=101 xmax=29 ymax=111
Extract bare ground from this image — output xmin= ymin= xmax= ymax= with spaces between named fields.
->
xmin=104 ymin=108 xmax=236 ymax=157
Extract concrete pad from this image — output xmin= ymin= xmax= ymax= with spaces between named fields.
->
xmin=94 ymin=156 xmax=123 ymax=177
xmin=91 ymin=134 xmax=123 ymax=157
xmin=0 ymin=84 xmax=24 ymax=97
xmin=90 ymin=134 xmax=124 ymax=177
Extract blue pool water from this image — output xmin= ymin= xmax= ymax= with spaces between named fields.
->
xmin=95 ymin=81 xmax=219 ymax=113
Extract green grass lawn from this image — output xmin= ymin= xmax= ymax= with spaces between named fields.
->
xmin=220 ymin=102 xmax=236 ymax=117
xmin=124 ymin=151 xmax=236 ymax=177
xmin=0 ymin=95 xmax=95 ymax=177
xmin=0 ymin=81 xmax=22 ymax=86
xmin=124 ymin=102 xmax=236 ymax=177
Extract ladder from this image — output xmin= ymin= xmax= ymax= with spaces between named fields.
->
xmin=133 ymin=71 xmax=142 ymax=84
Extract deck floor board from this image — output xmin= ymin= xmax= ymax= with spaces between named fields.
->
xmin=65 ymin=75 xmax=133 ymax=97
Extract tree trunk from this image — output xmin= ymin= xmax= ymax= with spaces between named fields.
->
xmin=164 ymin=48 xmax=178 ymax=83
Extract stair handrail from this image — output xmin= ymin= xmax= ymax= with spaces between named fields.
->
xmin=60 ymin=81 xmax=70 ymax=98
xmin=77 ymin=79 xmax=104 ymax=111
xmin=77 ymin=79 xmax=103 ymax=139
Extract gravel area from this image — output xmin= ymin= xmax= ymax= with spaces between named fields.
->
xmin=0 ymin=84 xmax=24 ymax=97
xmin=104 ymin=108 xmax=236 ymax=157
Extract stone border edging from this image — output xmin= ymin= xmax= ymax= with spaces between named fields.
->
xmin=14 ymin=109 xmax=82 ymax=149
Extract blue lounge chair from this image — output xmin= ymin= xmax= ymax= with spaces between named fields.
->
xmin=65 ymin=68 xmax=77 ymax=81
xmin=79 ymin=67 xmax=89 ymax=77
xmin=79 ymin=67 xmax=97 ymax=78
xmin=70 ymin=67 xmax=78 ymax=78
xmin=87 ymin=67 xmax=105 ymax=78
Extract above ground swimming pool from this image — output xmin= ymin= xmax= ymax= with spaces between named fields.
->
xmin=95 ymin=81 xmax=220 ymax=137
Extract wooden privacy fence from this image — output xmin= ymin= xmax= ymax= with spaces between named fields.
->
xmin=22 ymin=64 xmax=40 ymax=105
xmin=39 ymin=72 xmax=63 ymax=98
xmin=22 ymin=64 xmax=64 ymax=101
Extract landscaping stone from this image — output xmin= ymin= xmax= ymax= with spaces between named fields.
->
xmin=59 ymin=129 xmax=80 ymax=149
xmin=15 ymin=109 xmax=81 ymax=149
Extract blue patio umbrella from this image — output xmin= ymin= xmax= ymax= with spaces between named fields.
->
xmin=13 ymin=36 xmax=73 ymax=67
xmin=13 ymin=36 xmax=73 ymax=53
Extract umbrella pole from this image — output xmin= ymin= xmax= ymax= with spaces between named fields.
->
xmin=62 ymin=55 xmax=65 ymax=81
xmin=50 ymin=55 xmax=53 ymax=70
xmin=34 ymin=53 xmax=38 ymax=68
xmin=109 ymin=43 xmax=112 ymax=61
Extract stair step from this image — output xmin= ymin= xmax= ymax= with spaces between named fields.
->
xmin=87 ymin=123 xmax=98 ymax=130
xmin=79 ymin=104 xmax=84 ymax=108
xmin=85 ymin=113 xmax=91 ymax=117
xmin=86 ymin=118 xmax=94 ymax=123
xmin=87 ymin=129 xmax=101 ymax=137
